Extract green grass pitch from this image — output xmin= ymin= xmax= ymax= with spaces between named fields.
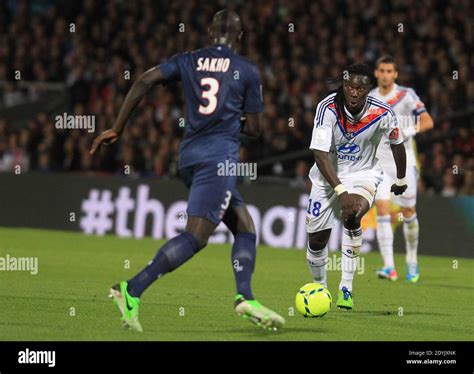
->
xmin=0 ymin=227 xmax=473 ymax=341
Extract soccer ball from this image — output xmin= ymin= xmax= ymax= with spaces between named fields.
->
xmin=295 ymin=283 xmax=332 ymax=318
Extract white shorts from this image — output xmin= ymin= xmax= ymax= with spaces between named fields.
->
xmin=375 ymin=165 xmax=418 ymax=208
xmin=306 ymin=176 xmax=381 ymax=233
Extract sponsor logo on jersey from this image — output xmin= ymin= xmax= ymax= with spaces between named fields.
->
xmin=336 ymin=143 xmax=362 ymax=162
xmin=336 ymin=143 xmax=360 ymax=154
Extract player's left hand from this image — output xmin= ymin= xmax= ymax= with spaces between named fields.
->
xmin=90 ymin=129 xmax=120 ymax=155
xmin=390 ymin=183 xmax=408 ymax=196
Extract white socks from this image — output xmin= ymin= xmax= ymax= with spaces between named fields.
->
xmin=339 ymin=227 xmax=362 ymax=292
xmin=306 ymin=243 xmax=328 ymax=288
xmin=404 ymin=214 xmax=419 ymax=265
xmin=376 ymin=215 xmax=395 ymax=268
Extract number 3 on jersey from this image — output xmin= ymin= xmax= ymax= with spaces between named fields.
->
xmin=199 ymin=77 xmax=219 ymax=115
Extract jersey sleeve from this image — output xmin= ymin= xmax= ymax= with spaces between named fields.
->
xmin=406 ymin=88 xmax=427 ymax=116
xmin=383 ymin=109 xmax=404 ymax=145
xmin=243 ymin=64 xmax=263 ymax=113
xmin=310 ymin=100 xmax=335 ymax=152
xmin=156 ymin=53 xmax=182 ymax=82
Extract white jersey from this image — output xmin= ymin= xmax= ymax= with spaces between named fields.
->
xmin=370 ymin=84 xmax=426 ymax=174
xmin=309 ymin=92 xmax=403 ymax=187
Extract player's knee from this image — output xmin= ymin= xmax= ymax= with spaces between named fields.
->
xmin=235 ymin=222 xmax=256 ymax=236
xmin=344 ymin=214 xmax=361 ymax=229
xmin=308 ymin=234 xmax=328 ymax=252
xmin=375 ymin=200 xmax=390 ymax=216
xmin=402 ymin=207 xmax=416 ymax=219
xmin=183 ymin=231 xmax=208 ymax=252
xmin=195 ymin=237 xmax=208 ymax=251
xmin=235 ymin=208 xmax=256 ymax=235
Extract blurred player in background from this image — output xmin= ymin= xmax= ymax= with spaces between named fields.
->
xmin=91 ymin=9 xmax=285 ymax=332
xmin=306 ymin=63 xmax=407 ymax=310
xmin=372 ymin=55 xmax=434 ymax=283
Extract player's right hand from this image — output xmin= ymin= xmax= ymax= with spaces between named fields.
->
xmin=390 ymin=183 xmax=408 ymax=196
xmin=338 ymin=192 xmax=361 ymax=221
xmin=90 ymin=129 xmax=120 ymax=155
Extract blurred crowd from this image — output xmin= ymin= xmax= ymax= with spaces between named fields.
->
xmin=0 ymin=0 xmax=472 ymax=195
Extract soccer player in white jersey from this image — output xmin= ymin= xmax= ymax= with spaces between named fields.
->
xmin=306 ymin=63 xmax=407 ymax=310
xmin=371 ymin=55 xmax=434 ymax=283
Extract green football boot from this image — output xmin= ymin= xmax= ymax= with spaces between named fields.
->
xmin=406 ymin=263 xmax=420 ymax=283
xmin=109 ymin=281 xmax=143 ymax=332
xmin=336 ymin=286 xmax=354 ymax=310
xmin=234 ymin=294 xmax=285 ymax=331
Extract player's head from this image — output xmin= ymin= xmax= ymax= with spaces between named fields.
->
xmin=341 ymin=63 xmax=374 ymax=112
xmin=208 ymin=9 xmax=243 ymax=48
xmin=374 ymin=55 xmax=398 ymax=89
xmin=333 ymin=63 xmax=374 ymax=130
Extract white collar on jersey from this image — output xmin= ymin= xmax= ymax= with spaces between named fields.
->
xmin=376 ymin=83 xmax=398 ymax=98
xmin=343 ymin=97 xmax=369 ymax=122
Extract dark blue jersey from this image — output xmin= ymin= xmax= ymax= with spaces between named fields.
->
xmin=158 ymin=44 xmax=263 ymax=168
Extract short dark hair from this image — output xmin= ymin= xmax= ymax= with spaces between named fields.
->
xmin=209 ymin=10 xmax=242 ymax=42
xmin=375 ymin=55 xmax=398 ymax=70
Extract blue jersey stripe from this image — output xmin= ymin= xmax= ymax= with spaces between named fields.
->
xmin=315 ymin=95 xmax=336 ymax=128
xmin=316 ymin=100 xmax=335 ymax=128
xmin=354 ymin=110 xmax=389 ymax=136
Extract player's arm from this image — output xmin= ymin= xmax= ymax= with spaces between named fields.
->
xmin=90 ymin=67 xmax=167 ymax=154
xmin=386 ymin=113 xmax=408 ymax=195
xmin=313 ymin=150 xmax=341 ymax=188
xmin=390 ymin=142 xmax=407 ymax=180
xmin=240 ymin=113 xmax=262 ymax=139
xmin=407 ymin=90 xmax=434 ymax=136
xmin=417 ymin=111 xmax=434 ymax=133
xmin=240 ymin=64 xmax=264 ymax=140
xmin=313 ymin=150 xmax=360 ymax=219
xmin=310 ymin=105 xmax=360 ymax=219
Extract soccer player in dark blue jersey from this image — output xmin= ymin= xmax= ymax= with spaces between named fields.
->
xmin=91 ymin=10 xmax=285 ymax=332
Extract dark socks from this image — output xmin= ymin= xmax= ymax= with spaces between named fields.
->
xmin=231 ymin=232 xmax=257 ymax=300
xmin=127 ymin=232 xmax=202 ymax=298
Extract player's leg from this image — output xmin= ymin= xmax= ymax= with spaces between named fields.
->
xmin=125 ymin=163 xmax=221 ymax=299
xmin=109 ymin=215 xmax=213 ymax=332
xmin=337 ymin=186 xmax=373 ymax=310
xmin=222 ymin=197 xmax=285 ymax=330
xmin=396 ymin=166 xmax=420 ymax=282
xmin=109 ymin=163 xmax=226 ymax=331
xmin=125 ymin=215 xmax=215 ymax=298
xmin=222 ymin=202 xmax=256 ymax=300
xmin=374 ymin=172 xmax=398 ymax=281
xmin=307 ymin=229 xmax=332 ymax=288
xmin=401 ymin=207 xmax=419 ymax=282
xmin=305 ymin=184 xmax=338 ymax=289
